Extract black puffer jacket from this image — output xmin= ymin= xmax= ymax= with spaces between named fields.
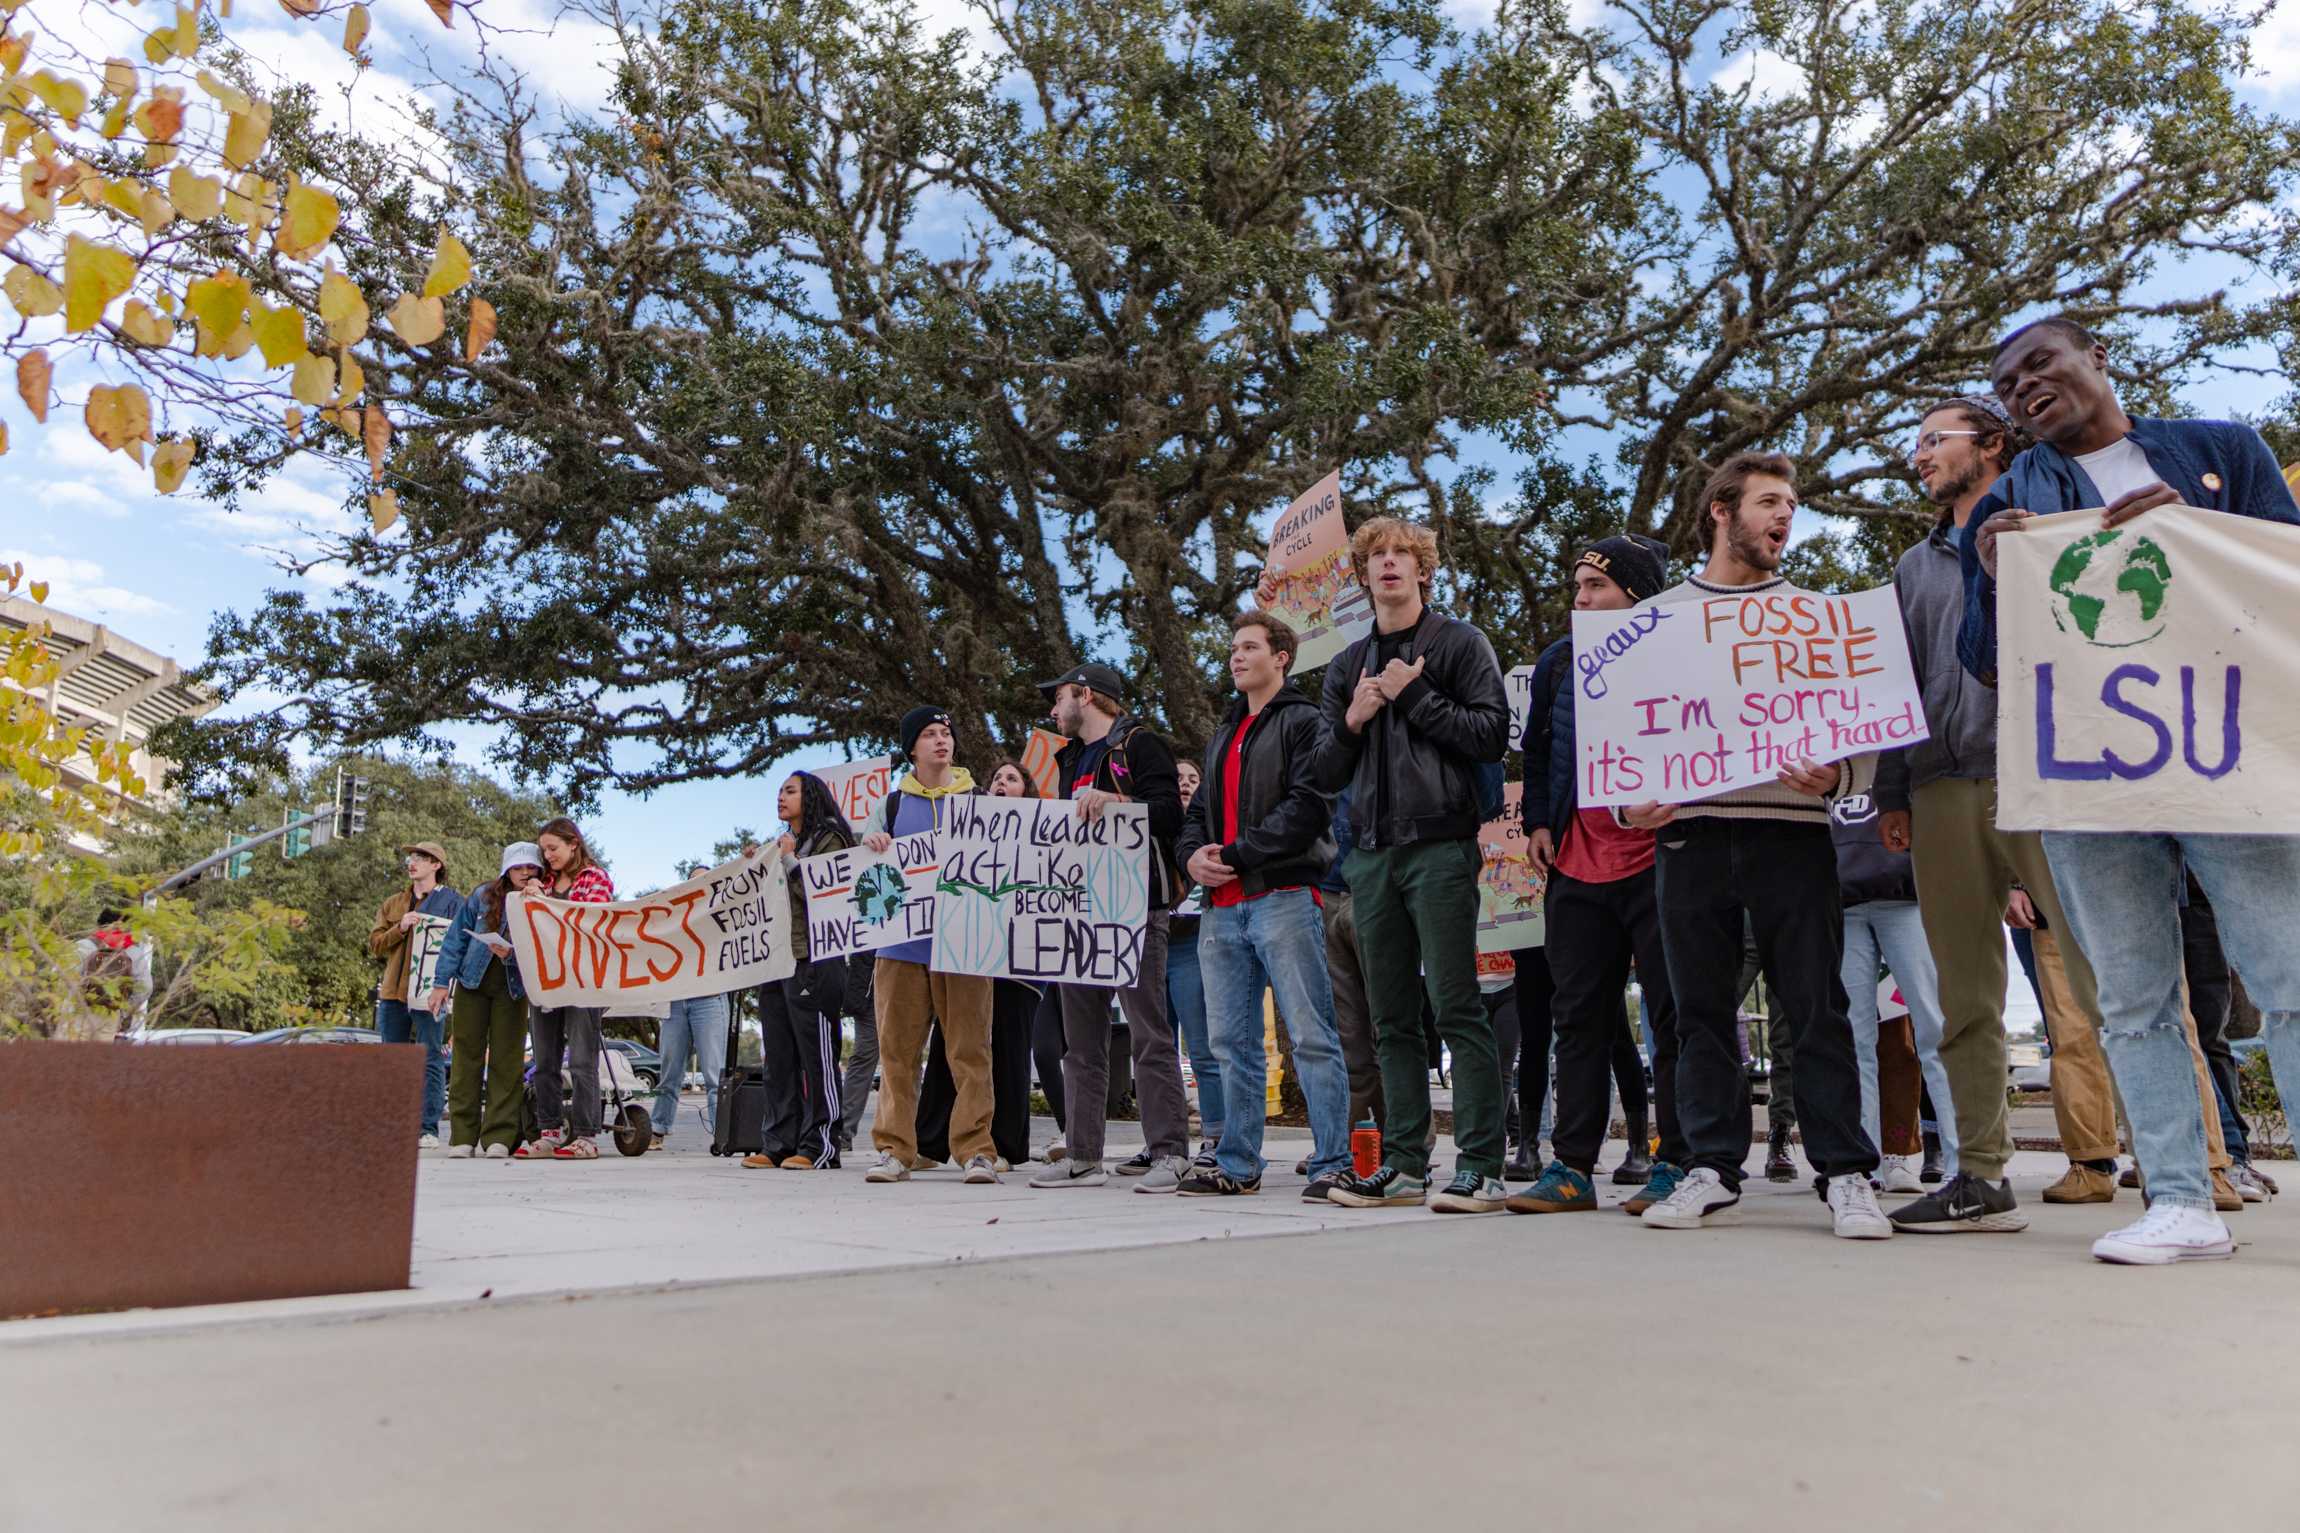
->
xmin=1831 ymin=793 xmax=1916 ymax=907
xmin=1174 ymin=686 xmax=1336 ymax=898
xmin=1312 ymin=611 xmax=1510 ymax=849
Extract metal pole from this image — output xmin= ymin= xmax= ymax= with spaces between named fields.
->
xmin=148 ymin=809 xmax=334 ymax=897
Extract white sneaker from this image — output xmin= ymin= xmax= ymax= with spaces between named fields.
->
xmin=482 ymin=1143 xmax=511 ymax=1159
xmin=1826 ymin=1173 xmax=1894 ymax=1239
xmin=1878 ymin=1155 xmax=1922 ymax=1195
xmin=1030 ymin=1159 xmax=1106 ymax=1188
xmin=863 ymin=1151 xmax=911 ymax=1184
xmin=1640 ymin=1166 xmax=1740 ymax=1229
xmin=2231 ymin=1162 xmax=2274 ymax=1203
xmin=2092 ymin=1203 xmax=2236 ymax=1265
xmin=993 ymin=1157 xmax=1012 ymax=1175
xmin=417 ymin=1133 xmax=441 ymax=1149
xmin=446 ymin=1143 xmax=477 ymax=1159
xmin=963 ymin=1155 xmax=1001 ymax=1184
xmin=1133 ymin=1155 xmax=1188 ymax=1194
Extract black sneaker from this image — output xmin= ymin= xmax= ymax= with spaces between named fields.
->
xmin=1192 ymin=1138 xmax=1219 ymax=1168
xmin=1764 ymin=1126 xmax=1796 ymax=1182
xmin=1302 ymin=1172 xmax=1345 ymax=1203
xmin=1888 ymin=1172 xmax=2030 ymax=1233
xmin=1326 ymin=1164 xmax=1429 ymax=1208
xmin=1429 ymin=1168 xmax=1508 ymax=1214
xmin=1116 ymin=1148 xmax=1155 ymax=1177
xmin=1177 ymin=1166 xmax=1259 ymax=1197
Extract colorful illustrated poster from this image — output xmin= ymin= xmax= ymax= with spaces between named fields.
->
xmin=1257 ymin=470 xmax=1372 ymax=673
xmin=798 ymin=832 xmax=940 ymax=959
xmin=1475 ymin=782 xmax=1545 ymax=953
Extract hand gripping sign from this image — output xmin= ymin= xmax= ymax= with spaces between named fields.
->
xmin=506 ymin=849 xmax=795 ymax=1009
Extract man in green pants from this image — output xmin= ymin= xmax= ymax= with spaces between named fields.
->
xmin=1313 ymin=516 xmax=1513 ymax=1213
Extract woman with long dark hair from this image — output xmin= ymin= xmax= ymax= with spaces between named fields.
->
xmin=429 ymin=843 xmax=544 ymax=1157
xmin=516 ymin=817 xmax=615 ymax=1160
xmin=744 ymin=771 xmax=854 ymax=1169
xmin=917 ymin=758 xmax=1042 ymax=1170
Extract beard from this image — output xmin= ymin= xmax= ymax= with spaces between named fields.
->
xmin=1923 ymin=458 xmax=1984 ymax=508
xmin=1725 ymin=513 xmax=1782 ymax=573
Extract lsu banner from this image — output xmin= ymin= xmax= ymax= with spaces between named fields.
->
xmin=506 ymin=850 xmax=794 ymax=1008
xmin=1570 ymin=585 xmax=1927 ymax=806
xmin=1257 ymin=470 xmax=1372 ymax=673
xmin=1997 ymin=507 xmax=2300 ymax=832
xmin=798 ymin=831 xmax=940 ymax=960
xmin=1475 ymin=782 xmax=1545 ymax=952
xmin=931 ymin=797 xmax=1150 ymax=987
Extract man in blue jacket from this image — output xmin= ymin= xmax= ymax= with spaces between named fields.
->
xmin=1961 ymin=315 xmax=2300 ymax=1265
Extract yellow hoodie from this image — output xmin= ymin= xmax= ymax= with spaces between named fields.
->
xmin=898 ymin=767 xmax=975 ymax=799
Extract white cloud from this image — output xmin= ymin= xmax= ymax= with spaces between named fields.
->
xmin=0 ymin=552 xmax=174 ymax=621
xmin=1712 ymin=47 xmax=1807 ymax=104
xmin=2252 ymin=5 xmax=2300 ymax=98
xmin=33 ymin=481 xmax=132 ymax=520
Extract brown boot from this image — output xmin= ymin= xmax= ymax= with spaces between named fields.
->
xmin=2042 ymin=1164 xmax=2117 ymax=1204
xmin=2212 ymin=1167 xmax=2245 ymax=1212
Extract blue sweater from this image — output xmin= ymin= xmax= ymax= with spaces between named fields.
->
xmin=1958 ymin=417 xmax=2297 ymax=683
xmin=434 ymin=883 xmax=522 ymax=1000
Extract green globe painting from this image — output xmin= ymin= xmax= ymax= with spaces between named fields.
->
xmin=854 ymin=862 xmax=908 ymax=925
xmin=2048 ymin=528 xmax=2172 ymax=647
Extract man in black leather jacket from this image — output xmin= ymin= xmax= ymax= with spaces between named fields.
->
xmin=1311 ymin=517 xmax=1512 ymax=1213
xmin=1174 ymin=611 xmax=1351 ymax=1199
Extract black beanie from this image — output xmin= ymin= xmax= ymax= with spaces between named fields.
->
xmin=1575 ymin=534 xmax=1669 ymax=604
xmin=896 ymin=705 xmax=952 ymax=764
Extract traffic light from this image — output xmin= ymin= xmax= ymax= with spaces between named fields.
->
xmin=334 ymin=768 xmax=372 ymax=838
xmin=225 ymin=830 xmax=255 ymax=880
xmin=282 ymin=807 xmax=313 ymax=861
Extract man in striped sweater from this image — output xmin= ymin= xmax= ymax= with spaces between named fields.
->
xmin=1628 ymin=452 xmax=1892 ymax=1240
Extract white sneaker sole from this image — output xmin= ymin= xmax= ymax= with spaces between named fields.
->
xmin=863 ymin=1168 xmax=910 ymax=1184
xmin=2092 ymin=1236 xmax=2236 ymax=1265
xmin=1896 ymin=1212 xmax=2030 ymax=1234
xmin=1429 ymin=1195 xmax=1504 ymax=1214
xmin=1031 ymin=1171 xmax=1108 ymax=1189
xmin=962 ymin=1169 xmax=999 ymax=1185
xmin=1641 ymin=1203 xmax=1741 ymax=1230
xmin=1833 ymin=1219 xmax=1896 ymax=1240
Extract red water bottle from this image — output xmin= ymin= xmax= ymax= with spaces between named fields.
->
xmin=1350 ymin=1117 xmax=1381 ymax=1178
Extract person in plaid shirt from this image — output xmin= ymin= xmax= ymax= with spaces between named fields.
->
xmin=515 ymin=817 xmax=616 ymax=1160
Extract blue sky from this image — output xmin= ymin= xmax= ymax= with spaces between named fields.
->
xmin=9 ymin=1 xmax=2296 ymax=899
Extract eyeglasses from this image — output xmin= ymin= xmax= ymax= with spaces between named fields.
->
xmin=1907 ymin=429 xmax=1982 ymax=466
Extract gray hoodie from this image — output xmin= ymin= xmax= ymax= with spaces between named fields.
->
xmin=1875 ymin=520 xmax=1995 ymax=811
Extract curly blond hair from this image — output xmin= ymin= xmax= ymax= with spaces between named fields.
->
xmin=1348 ymin=516 xmax=1438 ymax=597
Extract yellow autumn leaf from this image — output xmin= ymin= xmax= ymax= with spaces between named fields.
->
xmin=227 ymin=175 xmax=277 ymax=238
xmin=103 ymin=101 xmax=132 ymax=143
xmin=422 ymin=231 xmax=472 ymax=298
xmin=121 ymin=299 xmax=175 ymax=347
xmin=425 ymin=0 xmax=455 ymax=28
xmin=220 ymin=322 xmax=256 ymax=361
xmin=85 ymin=383 xmax=153 ymax=454
xmin=249 ymin=301 xmax=309 ymax=366
xmin=278 ymin=0 xmax=321 ymax=14
xmin=223 ymin=100 xmax=273 ymax=170
xmin=318 ymin=267 xmax=368 ymax=345
xmin=275 ymin=180 xmax=340 ymax=261
xmin=196 ymin=72 xmax=253 ymax=115
xmin=168 ymin=168 xmax=222 ymax=221
xmin=369 ymin=489 xmax=401 ymax=533
xmin=29 ymin=581 xmax=47 ymax=604
xmin=363 ymin=403 xmax=390 ymax=481
xmin=338 ymin=352 xmax=366 ymax=406
xmin=153 ymin=436 xmax=195 ymax=494
xmin=63 ymin=234 xmax=137 ymax=332
xmin=100 ymin=178 xmax=149 ymax=224
xmin=16 ymin=349 xmax=50 ymax=422
xmin=3 ymin=264 xmax=63 ymax=319
xmin=174 ymin=7 xmax=200 ymax=58
xmin=105 ymin=59 xmax=140 ymax=101
xmin=290 ymin=354 xmax=332 ymax=404
xmin=283 ymin=405 xmax=304 ymax=437
xmin=0 ymin=422 xmax=7 ymax=457
xmin=136 ymin=91 xmax=185 ymax=147
xmin=344 ymin=5 xmax=372 ymax=53
xmin=464 ymin=297 xmax=498 ymax=363
xmin=28 ymin=73 xmax=89 ymax=129
xmin=139 ymin=188 xmax=175 ymax=238
xmin=184 ymin=271 xmax=251 ymax=356
xmin=387 ymin=292 xmax=446 ymax=346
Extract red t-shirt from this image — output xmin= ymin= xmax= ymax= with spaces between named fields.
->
xmin=1205 ymin=712 xmax=1323 ymax=911
xmin=1553 ymin=807 xmax=1654 ymax=885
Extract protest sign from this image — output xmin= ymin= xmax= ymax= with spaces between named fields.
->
xmin=931 ymin=797 xmax=1150 ymax=987
xmin=1475 ymin=782 xmax=1545 ymax=952
xmin=1256 ymin=469 xmax=1372 ymax=673
xmin=1996 ymin=507 xmax=2300 ymax=833
xmin=506 ymin=850 xmax=794 ymax=1009
xmin=407 ymin=913 xmax=453 ymax=1009
xmin=1506 ymin=663 xmax=1536 ymax=752
xmin=798 ymin=831 xmax=940 ymax=960
xmin=1570 ymin=586 xmax=1927 ymax=806
xmin=811 ymin=758 xmax=895 ymax=835
xmin=1018 ymin=727 xmax=1068 ymax=799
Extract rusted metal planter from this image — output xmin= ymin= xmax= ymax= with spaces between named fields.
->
xmin=1 ymin=1040 xmax=420 ymax=1318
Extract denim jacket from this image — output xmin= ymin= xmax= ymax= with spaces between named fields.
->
xmin=1958 ymin=417 xmax=2297 ymax=684
xmin=434 ymin=882 xmax=525 ymax=1000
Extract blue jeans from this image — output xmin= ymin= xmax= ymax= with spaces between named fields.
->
xmin=1199 ymin=890 xmax=1351 ymax=1181
xmin=377 ymin=997 xmax=447 ymax=1133
xmin=1167 ymin=922 xmax=1223 ymax=1134
xmin=1842 ymin=900 xmax=1958 ymax=1175
xmin=2044 ymin=831 xmax=2300 ymax=1211
xmin=651 ymin=992 xmax=730 ymax=1137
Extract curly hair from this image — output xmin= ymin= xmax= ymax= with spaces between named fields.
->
xmin=1348 ymin=516 xmax=1439 ymax=596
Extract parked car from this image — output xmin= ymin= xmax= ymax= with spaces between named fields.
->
xmin=232 ymin=1026 xmax=383 ymax=1046
xmin=602 ymin=1037 xmax=663 ymax=1090
xmin=124 ymin=1027 xmax=248 ymax=1046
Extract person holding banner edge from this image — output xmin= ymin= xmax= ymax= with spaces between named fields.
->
xmin=858 ymin=709 xmax=1002 ymax=1186
xmin=1173 ymin=610 xmax=1352 ymax=1198
xmin=743 ymin=771 xmax=854 ymax=1171
xmin=1029 ymin=664 xmax=1195 ymax=1193
xmin=427 ymin=842 xmax=543 ymax=1158
xmin=516 ymin=819 xmax=615 ymax=1161
xmin=1311 ymin=517 xmax=1515 ymax=1214
xmin=1508 ymin=534 xmax=1686 ymax=1219
xmin=1961 ymin=316 xmax=2300 ymax=1264
xmin=1626 ymin=454 xmax=1892 ymax=1239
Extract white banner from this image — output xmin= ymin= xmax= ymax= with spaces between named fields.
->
xmin=798 ymin=832 xmax=940 ymax=960
xmin=1257 ymin=470 xmax=1373 ymax=673
xmin=1570 ymin=585 xmax=1927 ymax=806
xmin=1997 ymin=507 xmax=2300 ymax=832
xmin=931 ymin=797 xmax=1150 ymax=987
xmin=809 ymin=758 xmax=895 ymax=838
xmin=1505 ymin=663 xmax=1536 ymax=753
xmin=506 ymin=850 xmax=794 ymax=1009
xmin=407 ymin=914 xmax=453 ymax=1010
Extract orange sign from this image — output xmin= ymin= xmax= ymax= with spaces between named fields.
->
xmin=1018 ymin=727 xmax=1067 ymax=798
